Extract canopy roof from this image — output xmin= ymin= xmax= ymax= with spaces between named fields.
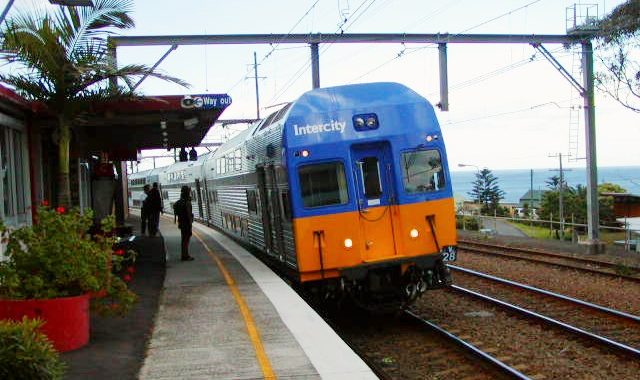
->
xmin=77 ymin=94 xmax=232 ymax=160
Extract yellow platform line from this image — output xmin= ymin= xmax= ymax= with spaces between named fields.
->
xmin=193 ymin=231 xmax=276 ymax=380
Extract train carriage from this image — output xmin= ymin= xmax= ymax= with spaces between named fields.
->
xmin=159 ymin=155 xmax=210 ymax=219
xmin=128 ymin=169 xmax=150 ymax=208
xmin=204 ymin=82 xmax=456 ymax=308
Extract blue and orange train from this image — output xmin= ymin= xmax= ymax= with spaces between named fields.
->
xmin=130 ymin=82 xmax=457 ymax=308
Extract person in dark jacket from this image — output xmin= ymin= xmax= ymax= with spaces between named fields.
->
xmin=147 ymin=182 xmax=163 ymax=236
xmin=174 ymin=185 xmax=194 ymax=261
xmin=140 ymin=184 xmax=151 ymax=235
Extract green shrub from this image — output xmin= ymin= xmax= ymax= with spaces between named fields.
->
xmin=0 ymin=207 xmax=137 ymax=316
xmin=0 ymin=318 xmax=66 ymax=380
xmin=456 ymin=216 xmax=480 ymax=231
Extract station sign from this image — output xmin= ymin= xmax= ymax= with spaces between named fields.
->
xmin=181 ymin=94 xmax=232 ymax=110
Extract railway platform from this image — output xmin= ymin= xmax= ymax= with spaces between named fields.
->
xmin=138 ymin=215 xmax=376 ymax=379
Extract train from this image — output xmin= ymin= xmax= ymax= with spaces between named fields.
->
xmin=128 ymin=82 xmax=457 ymax=309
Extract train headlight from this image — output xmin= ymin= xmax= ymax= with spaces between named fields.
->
xmin=344 ymin=238 xmax=353 ymax=248
xmin=353 ymin=113 xmax=379 ymax=131
xmin=301 ymin=149 xmax=310 ymax=158
xmin=410 ymin=229 xmax=419 ymax=238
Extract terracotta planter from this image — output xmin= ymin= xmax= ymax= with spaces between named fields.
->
xmin=0 ymin=293 xmax=90 ymax=352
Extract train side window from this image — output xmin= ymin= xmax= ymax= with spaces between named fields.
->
xmin=246 ymin=189 xmax=257 ymax=213
xmin=401 ymin=149 xmax=445 ymax=193
xmin=357 ymin=156 xmax=382 ymax=199
xmin=298 ymin=162 xmax=348 ymax=208
xmin=281 ymin=190 xmax=292 ymax=220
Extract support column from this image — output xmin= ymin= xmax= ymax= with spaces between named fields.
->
xmin=310 ymin=43 xmax=320 ymax=89
xmin=438 ymin=43 xmax=449 ymax=111
xmin=581 ymin=40 xmax=603 ymax=253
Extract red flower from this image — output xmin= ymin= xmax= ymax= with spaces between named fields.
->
xmin=55 ymin=206 xmax=65 ymax=214
xmin=127 ymin=266 xmax=135 ymax=274
xmin=113 ymin=248 xmax=125 ymax=256
xmin=41 ymin=200 xmax=49 ymax=207
xmin=123 ymin=274 xmax=132 ymax=282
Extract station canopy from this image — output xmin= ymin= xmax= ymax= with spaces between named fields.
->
xmin=75 ymin=93 xmax=232 ymax=160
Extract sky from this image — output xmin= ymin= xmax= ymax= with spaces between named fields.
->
xmin=5 ymin=0 xmax=640 ymax=174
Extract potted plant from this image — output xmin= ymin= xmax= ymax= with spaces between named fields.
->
xmin=0 ymin=317 xmax=66 ymax=379
xmin=0 ymin=206 xmax=136 ymax=352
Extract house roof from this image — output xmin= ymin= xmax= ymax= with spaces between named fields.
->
xmin=601 ymin=193 xmax=640 ymax=203
xmin=519 ymin=189 xmax=545 ymax=200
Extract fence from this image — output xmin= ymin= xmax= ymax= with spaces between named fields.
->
xmin=457 ymin=213 xmax=640 ymax=253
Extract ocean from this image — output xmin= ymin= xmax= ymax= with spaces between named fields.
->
xmin=450 ymin=166 xmax=640 ymax=204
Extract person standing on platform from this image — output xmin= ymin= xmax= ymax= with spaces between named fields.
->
xmin=148 ymin=182 xmax=163 ymax=236
xmin=174 ymin=185 xmax=194 ymax=261
xmin=140 ymin=184 xmax=151 ymax=235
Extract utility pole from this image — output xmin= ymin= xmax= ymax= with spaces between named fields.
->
xmin=247 ymin=52 xmax=265 ymax=119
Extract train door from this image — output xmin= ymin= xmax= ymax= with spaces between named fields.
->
xmin=256 ymin=166 xmax=274 ymax=254
xmin=195 ymin=179 xmax=204 ymax=219
xmin=351 ymin=143 xmax=398 ymax=260
xmin=257 ymin=165 xmax=287 ymax=260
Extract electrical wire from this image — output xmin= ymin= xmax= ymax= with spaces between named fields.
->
xmin=348 ymin=0 xmax=548 ymax=83
xmin=268 ymin=0 xmax=379 ymax=103
xmin=225 ymin=0 xmax=320 ymax=95
xmin=442 ymin=99 xmax=572 ymax=126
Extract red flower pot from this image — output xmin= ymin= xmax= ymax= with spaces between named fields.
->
xmin=0 ymin=294 xmax=90 ymax=352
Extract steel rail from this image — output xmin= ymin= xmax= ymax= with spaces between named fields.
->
xmin=448 ymin=264 xmax=640 ymax=323
xmin=451 ymin=285 xmax=640 ymax=359
xmin=404 ymin=310 xmax=532 ymax=380
xmin=458 ymin=243 xmax=640 ymax=282
xmin=458 ymin=239 xmax=628 ymax=269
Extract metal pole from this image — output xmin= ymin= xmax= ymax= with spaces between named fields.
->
xmin=310 ymin=43 xmax=320 ymax=89
xmin=582 ymin=40 xmax=600 ymax=245
xmin=438 ymin=43 xmax=449 ymax=111
xmin=530 ymin=169 xmax=533 ymax=214
xmin=253 ymin=51 xmax=260 ymax=119
xmin=559 ymin=153 xmax=564 ymax=239
xmin=0 ymin=0 xmax=14 ymax=25
xmin=132 ymin=44 xmax=178 ymax=91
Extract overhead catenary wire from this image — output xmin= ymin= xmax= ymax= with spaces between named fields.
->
xmin=225 ymin=0 xmax=321 ymax=95
xmin=442 ymin=99 xmax=573 ymax=126
xmin=268 ymin=0 xmax=379 ymax=104
xmin=347 ymin=0 xmax=548 ymax=83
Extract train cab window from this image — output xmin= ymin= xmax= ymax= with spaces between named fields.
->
xmin=298 ymin=162 xmax=348 ymax=208
xmin=357 ymin=157 xmax=383 ymax=199
xmin=401 ymin=149 xmax=445 ymax=193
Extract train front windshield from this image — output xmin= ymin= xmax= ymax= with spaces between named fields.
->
xmin=401 ymin=149 xmax=445 ymax=193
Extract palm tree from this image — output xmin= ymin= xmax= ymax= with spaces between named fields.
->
xmin=0 ymin=0 xmax=188 ymax=206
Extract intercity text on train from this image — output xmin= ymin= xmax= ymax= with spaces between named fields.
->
xmin=293 ymin=120 xmax=346 ymax=136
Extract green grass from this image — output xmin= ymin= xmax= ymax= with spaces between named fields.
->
xmin=508 ymin=221 xmax=627 ymax=244
xmin=509 ymin=221 xmax=556 ymax=239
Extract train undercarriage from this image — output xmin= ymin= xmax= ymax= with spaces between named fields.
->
xmin=305 ymin=253 xmax=453 ymax=312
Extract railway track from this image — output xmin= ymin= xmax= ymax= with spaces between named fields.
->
xmin=411 ymin=283 xmax=640 ymax=379
xmin=449 ymin=265 xmax=640 ymax=359
xmin=458 ymin=239 xmax=640 ymax=281
xmin=332 ymin=310 xmax=520 ymax=380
